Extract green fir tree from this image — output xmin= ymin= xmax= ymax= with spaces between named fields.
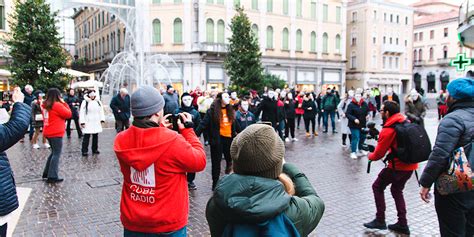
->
xmin=7 ymin=0 xmax=67 ymax=92
xmin=224 ymin=7 xmax=264 ymax=94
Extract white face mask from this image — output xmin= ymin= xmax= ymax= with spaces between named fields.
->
xmin=354 ymin=95 xmax=362 ymax=102
xmin=411 ymin=94 xmax=419 ymax=101
xmin=231 ymin=92 xmax=237 ymax=100
xmin=387 ymin=88 xmax=393 ymax=95
xmin=348 ymin=90 xmax=355 ymax=98
xmin=288 ymin=93 xmax=293 ymax=99
xmin=280 ymin=91 xmax=287 ymax=99
xmin=222 ymin=94 xmax=230 ymax=105
xmin=241 ymin=102 xmax=249 ymax=111
xmin=268 ymin=91 xmax=275 ymax=99
xmin=182 ymin=96 xmax=193 ymax=107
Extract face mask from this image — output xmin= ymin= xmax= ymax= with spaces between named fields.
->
xmin=326 ymin=90 xmax=331 ymax=94
xmin=89 ymin=92 xmax=96 ymax=97
xmin=182 ymin=96 xmax=193 ymax=107
xmin=387 ymin=89 xmax=393 ymax=95
xmin=222 ymin=94 xmax=230 ymax=105
xmin=268 ymin=91 xmax=275 ymax=99
xmin=241 ymin=102 xmax=249 ymax=111
xmin=354 ymin=95 xmax=362 ymax=102
xmin=348 ymin=90 xmax=355 ymax=98
xmin=231 ymin=92 xmax=237 ymax=100
xmin=411 ymin=94 xmax=418 ymax=101
xmin=280 ymin=91 xmax=287 ymax=99
xmin=288 ymin=93 xmax=293 ymax=99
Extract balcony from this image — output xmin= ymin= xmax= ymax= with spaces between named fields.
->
xmin=459 ymin=0 xmax=474 ymax=49
xmin=194 ymin=43 xmax=228 ymax=54
xmin=381 ymin=44 xmax=405 ymax=54
xmin=437 ymin=57 xmax=453 ymax=66
xmin=413 ymin=60 xmax=426 ymax=67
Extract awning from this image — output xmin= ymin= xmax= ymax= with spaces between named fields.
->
xmin=0 ymin=69 xmax=11 ymax=77
xmin=59 ymin=68 xmax=91 ymax=78
xmin=71 ymin=79 xmax=103 ymax=89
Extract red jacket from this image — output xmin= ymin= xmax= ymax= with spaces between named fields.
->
xmin=42 ymin=102 xmax=72 ymax=138
xmin=114 ymin=126 xmax=206 ymax=233
xmin=295 ymin=95 xmax=304 ymax=115
xmin=368 ymin=113 xmax=418 ymax=171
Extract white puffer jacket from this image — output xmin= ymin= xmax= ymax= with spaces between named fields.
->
xmin=79 ymin=95 xmax=105 ymax=134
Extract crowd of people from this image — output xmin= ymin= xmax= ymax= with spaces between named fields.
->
xmin=0 ymin=77 xmax=472 ymax=236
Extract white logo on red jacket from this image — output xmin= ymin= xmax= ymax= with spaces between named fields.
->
xmin=130 ymin=164 xmax=155 ymax=187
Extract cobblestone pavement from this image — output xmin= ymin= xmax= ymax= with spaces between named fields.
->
xmin=7 ymin=110 xmax=442 ymax=236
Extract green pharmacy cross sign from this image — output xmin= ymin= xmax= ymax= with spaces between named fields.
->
xmin=450 ymin=53 xmax=474 ymax=71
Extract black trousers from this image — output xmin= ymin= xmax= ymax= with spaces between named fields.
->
xmin=304 ymin=117 xmax=316 ymax=133
xmin=0 ymin=223 xmax=6 ymax=237
xmin=285 ymin=117 xmax=296 ymax=139
xmin=296 ymin=114 xmax=302 ymax=128
xmin=66 ymin=118 xmax=82 ymax=138
xmin=210 ymin=136 xmax=232 ymax=188
xmin=435 ymin=191 xmax=474 ymax=237
xmin=82 ymin=133 xmax=98 ymax=154
xmin=115 ymin=119 xmax=130 ymax=133
xmin=200 ymin=112 xmax=209 ymax=142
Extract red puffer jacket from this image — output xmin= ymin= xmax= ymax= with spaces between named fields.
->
xmin=42 ymin=102 xmax=72 ymax=138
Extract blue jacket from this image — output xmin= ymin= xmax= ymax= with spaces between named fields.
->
xmin=0 ymin=102 xmax=31 ymax=216
xmin=235 ymin=110 xmax=257 ymax=133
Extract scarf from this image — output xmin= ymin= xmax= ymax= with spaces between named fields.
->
xmin=133 ymin=119 xmax=160 ymax=128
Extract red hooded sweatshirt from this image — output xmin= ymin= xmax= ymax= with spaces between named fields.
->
xmin=114 ymin=126 xmax=206 ymax=233
xmin=43 ymin=102 xmax=72 ymax=138
xmin=368 ymin=113 xmax=418 ymax=171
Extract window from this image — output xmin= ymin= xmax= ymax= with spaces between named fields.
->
xmin=336 ymin=7 xmax=341 ymax=23
xmin=173 ymin=18 xmax=183 ymax=43
xmin=152 ymin=19 xmax=161 ymax=44
xmin=252 ymin=0 xmax=258 ymax=10
xmin=405 ymin=40 xmax=407 ymax=46
xmin=282 ymin=28 xmax=289 ymax=50
xmin=174 ymin=0 xmax=182 ymax=3
xmin=217 ymin=20 xmax=225 ymax=43
xmin=429 ymin=47 xmax=434 ymax=61
xmin=396 ymin=15 xmax=399 ymax=23
xmin=443 ymin=46 xmax=448 ymax=59
xmin=395 ymin=57 xmax=399 ymax=69
xmin=389 ymin=57 xmax=393 ymax=69
xmin=207 ymin=0 xmax=213 ymax=3
xmin=310 ymin=31 xmax=316 ymax=52
xmin=352 ymin=11 xmax=357 ymax=22
xmin=351 ymin=52 xmax=357 ymax=69
xmin=419 ymin=32 xmax=423 ymax=41
xmin=311 ymin=2 xmax=316 ymax=20
xmin=396 ymin=38 xmax=399 ymax=45
xmin=323 ymin=4 xmax=328 ymax=22
xmin=383 ymin=36 xmax=386 ymax=44
xmin=430 ymin=30 xmax=434 ymax=39
xmin=444 ymin=28 xmax=448 ymax=37
xmin=266 ymin=26 xmax=273 ymax=49
xmin=414 ymin=33 xmax=418 ymax=41
xmin=283 ymin=0 xmax=288 ymax=15
xmin=251 ymin=24 xmax=259 ymax=37
xmin=384 ymin=13 xmax=387 ymax=21
xmin=418 ymin=49 xmax=423 ymax=61
xmin=405 ymin=16 xmax=408 ymax=25
xmin=383 ymin=56 xmax=386 ymax=68
xmin=373 ymin=37 xmax=376 ymax=44
xmin=267 ymin=0 xmax=273 ymax=12
xmin=234 ymin=0 xmax=240 ymax=7
xmin=217 ymin=0 xmax=224 ymax=3
xmin=390 ymin=37 xmax=392 ymax=44
xmin=296 ymin=0 xmax=302 ymax=17
xmin=117 ymin=30 xmax=121 ymax=50
xmin=413 ymin=50 xmax=417 ymax=62
xmin=390 ymin=14 xmax=393 ymax=22
xmin=296 ymin=29 xmax=302 ymax=51
xmin=152 ymin=0 xmax=160 ymax=4
xmin=323 ymin=33 xmax=328 ymax=53
xmin=373 ymin=10 xmax=377 ymax=20
xmin=335 ymin=34 xmax=341 ymax=53
xmin=404 ymin=58 xmax=408 ymax=70
xmin=351 ymin=33 xmax=357 ymax=46
xmin=206 ymin=19 xmax=215 ymax=43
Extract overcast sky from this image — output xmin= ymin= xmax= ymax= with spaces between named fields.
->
xmin=393 ymin=0 xmax=464 ymax=6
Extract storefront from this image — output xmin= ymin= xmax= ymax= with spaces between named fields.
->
xmin=322 ymin=69 xmax=342 ymax=92
xmin=295 ymin=69 xmax=317 ymax=92
xmin=207 ymin=64 xmax=225 ymax=92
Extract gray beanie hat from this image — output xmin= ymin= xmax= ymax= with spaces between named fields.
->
xmin=230 ymin=124 xmax=284 ymax=179
xmin=131 ymin=85 xmax=165 ymax=117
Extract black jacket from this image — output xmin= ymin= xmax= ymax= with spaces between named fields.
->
xmin=255 ymin=97 xmax=278 ymax=126
xmin=196 ymin=107 xmax=236 ymax=146
xmin=284 ymin=100 xmax=296 ymax=119
xmin=302 ymin=100 xmax=318 ymax=119
xmin=64 ymin=94 xmax=81 ymax=119
xmin=110 ymin=94 xmax=131 ymax=121
xmin=382 ymin=93 xmax=400 ymax=105
xmin=420 ymin=99 xmax=474 ymax=189
xmin=0 ymin=102 xmax=31 ymax=216
xmin=346 ymin=100 xmax=369 ymax=129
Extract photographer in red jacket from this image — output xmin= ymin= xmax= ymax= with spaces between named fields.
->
xmin=114 ymin=86 xmax=206 ymax=236
xmin=363 ymin=101 xmax=417 ymax=235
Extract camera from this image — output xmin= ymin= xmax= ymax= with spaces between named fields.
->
xmin=361 ymin=121 xmax=379 ymax=152
xmin=168 ymin=114 xmax=184 ymax=132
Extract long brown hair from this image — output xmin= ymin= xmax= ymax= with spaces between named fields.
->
xmin=44 ymin=88 xmax=62 ymax=111
xmin=211 ymin=92 xmax=235 ymax=124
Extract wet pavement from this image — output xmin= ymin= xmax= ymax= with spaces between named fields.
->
xmin=7 ymin=110 xmax=441 ymax=236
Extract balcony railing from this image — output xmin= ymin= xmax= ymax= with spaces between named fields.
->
xmin=437 ymin=57 xmax=453 ymax=66
xmin=414 ymin=60 xmax=426 ymax=67
xmin=194 ymin=43 xmax=228 ymax=53
xmin=381 ymin=44 xmax=405 ymax=54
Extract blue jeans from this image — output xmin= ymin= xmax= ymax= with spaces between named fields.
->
xmin=124 ymin=226 xmax=186 ymax=237
xmin=349 ymin=128 xmax=366 ymax=153
xmin=43 ymin=137 xmax=63 ymax=179
xmin=323 ymin=110 xmax=336 ymax=132
xmin=277 ymin=120 xmax=285 ymax=140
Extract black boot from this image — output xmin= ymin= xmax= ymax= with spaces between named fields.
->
xmin=388 ymin=223 xmax=410 ymax=235
xmin=363 ymin=219 xmax=387 ymax=230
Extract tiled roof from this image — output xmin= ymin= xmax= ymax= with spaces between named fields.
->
xmin=414 ymin=10 xmax=459 ymax=25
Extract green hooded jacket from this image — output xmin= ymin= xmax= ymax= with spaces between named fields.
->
xmin=206 ymin=163 xmax=325 ymax=237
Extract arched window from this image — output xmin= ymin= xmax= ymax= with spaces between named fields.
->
xmin=267 ymin=0 xmax=273 ymax=12
xmin=266 ymin=26 xmax=273 ymax=49
xmin=443 ymin=46 xmax=448 ymax=59
xmin=217 ymin=20 xmax=225 ymax=43
xmin=335 ymin=34 xmax=341 ymax=53
xmin=206 ymin=19 xmax=215 ymax=43
xmin=351 ymin=51 xmax=357 ymax=69
xmin=252 ymin=0 xmax=258 ymax=10
xmin=296 ymin=29 xmax=302 ymax=51
xmin=413 ymin=49 xmax=417 ymax=62
xmin=282 ymin=28 xmax=289 ymax=50
xmin=322 ymin=33 xmax=328 ymax=53
xmin=152 ymin=19 xmax=161 ymax=44
xmin=429 ymin=47 xmax=434 ymax=61
xmin=174 ymin=18 xmax=183 ymax=43
xmin=418 ymin=48 xmax=422 ymax=61
xmin=310 ymin=31 xmax=316 ymax=52
xmin=251 ymin=24 xmax=259 ymax=37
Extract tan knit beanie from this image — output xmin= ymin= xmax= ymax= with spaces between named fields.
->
xmin=230 ymin=124 xmax=285 ymax=179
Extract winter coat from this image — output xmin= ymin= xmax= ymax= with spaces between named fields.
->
xmin=110 ymin=94 xmax=131 ymax=121
xmin=284 ymin=99 xmax=297 ymax=119
xmin=345 ymin=99 xmax=369 ymax=129
xmin=337 ymin=99 xmax=351 ymax=134
xmin=382 ymin=93 xmax=400 ymax=105
xmin=302 ymin=100 xmax=318 ymax=119
xmin=404 ymin=96 xmax=426 ymax=126
xmin=235 ymin=110 xmax=257 ymax=133
xmin=64 ymin=94 xmax=81 ymax=119
xmin=42 ymin=102 xmax=72 ymax=138
xmin=22 ymin=93 xmax=35 ymax=108
xmin=420 ymin=99 xmax=474 ymax=189
xmin=277 ymin=100 xmax=286 ymax=122
xmin=256 ymin=97 xmax=278 ymax=126
xmin=175 ymin=106 xmax=201 ymax=131
xmin=206 ymin=163 xmax=325 ymax=237
xmin=321 ymin=94 xmax=338 ymax=111
xmin=114 ymin=126 xmax=206 ymax=233
xmin=295 ymin=95 xmax=304 ymax=115
xmin=368 ymin=113 xmax=418 ymax=171
xmin=0 ymin=102 xmax=30 ymax=216
xmin=79 ymin=95 xmax=105 ymax=134
xmin=31 ymin=100 xmax=44 ymax=128
xmin=163 ymin=92 xmax=180 ymax=115
xmin=196 ymin=107 xmax=237 ymax=146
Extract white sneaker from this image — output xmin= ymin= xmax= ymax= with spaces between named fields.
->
xmin=361 ymin=150 xmax=369 ymax=156
xmin=285 ymin=138 xmax=290 ymax=142
xmin=292 ymin=138 xmax=298 ymax=142
xmin=33 ymin=144 xmax=40 ymax=149
xmin=356 ymin=150 xmax=364 ymax=156
xmin=350 ymin=152 xmax=358 ymax=160
xmin=43 ymin=143 xmax=51 ymax=149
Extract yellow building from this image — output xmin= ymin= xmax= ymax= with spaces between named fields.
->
xmin=0 ymin=0 xmax=13 ymax=93
xmin=73 ymin=0 xmax=347 ymax=93
xmin=346 ymin=0 xmax=414 ymax=94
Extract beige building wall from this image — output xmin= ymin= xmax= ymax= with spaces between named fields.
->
xmin=346 ymin=0 xmax=413 ymax=95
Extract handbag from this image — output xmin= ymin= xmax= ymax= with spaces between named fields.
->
xmin=435 ymin=145 xmax=474 ymax=195
xmin=35 ymin=113 xmax=43 ymax=121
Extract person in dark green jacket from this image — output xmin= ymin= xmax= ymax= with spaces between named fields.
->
xmin=206 ymin=124 xmax=325 ymax=237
